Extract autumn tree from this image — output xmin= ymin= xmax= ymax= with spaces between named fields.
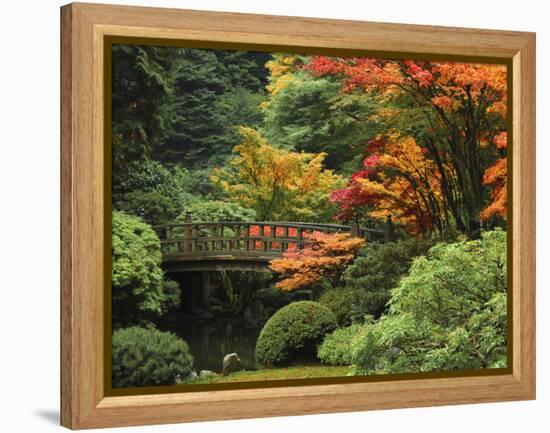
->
xmin=262 ymin=53 xmax=302 ymax=98
xmin=211 ymin=127 xmax=344 ymax=222
xmin=269 ymin=232 xmax=365 ymax=291
xmin=480 ymin=132 xmax=507 ymax=220
xmin=306 ymin=57 xmax=508 ymax=235
xmin=330 ymin=131 xmax=448 ymax=236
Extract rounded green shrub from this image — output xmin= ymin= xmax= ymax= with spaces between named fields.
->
xmin=112 ymin=326 xmax=194 ymax=388
xmin=255 ymin=301 xmax=338 ymax=366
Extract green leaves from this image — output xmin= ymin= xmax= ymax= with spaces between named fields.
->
xmin=389 ymin=230 xmax=507 ymax=327
xmin=255 ymin=301 xmax=338 ymax=366
xmin=342 ymin=238 xmax=434 ymax=319
xmin=318 ymin=230 xmax=507 ymax=375
xmin=112 ymin=327 xmax=194 ymax=387
xmin=261 ymin=73 xmax=378 ymax=171
xmin=111 ymin=211 xmax=174 ymax=327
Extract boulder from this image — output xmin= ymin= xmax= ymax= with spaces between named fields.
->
xmin=199 ymin=369 xmax=217 ymax=378
xmin=185 ymin=371 xmax=198 ymax=381
xmin=222 ymin=352 xmax=241 ymax=376
xmin=174 ymin=370 xmax=198 ymax=384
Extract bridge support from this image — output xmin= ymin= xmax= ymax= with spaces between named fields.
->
xmin=169 ymin=271 xmax=213 ymax=313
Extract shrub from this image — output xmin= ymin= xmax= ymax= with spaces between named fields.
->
xmin=318 ymin=323 xmax=366 ymax=366
xmin=114 ymin=190 xmax=179 ymax=225
xmin=319 ymin=288 xmax=355 ymax=326
xmin=351 ymin=230 xmax=508 ymax=375
xmin=113 ymin=160 xmax=198 ymax=213
xmin=343 ymin=238 xmax=433 ymax=319
xmin=112 ymin=327 xmax=194 ymax=387
xmin=178 ymin=199 xmax=257 ymax=223
xmin=113 ymin=160 xmax=192 ymax=202
xmin=255 ymin=301 xmax=338 ymax=366
xmin=112 ymin=211 xmax=171 ymax=327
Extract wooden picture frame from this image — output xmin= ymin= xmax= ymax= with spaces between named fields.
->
xmin=60 ymin=2 xmax=536 ymax=429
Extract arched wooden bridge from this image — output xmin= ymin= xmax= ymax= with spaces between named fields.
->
xmin=156 ymin=221 xmax=387 ymax=272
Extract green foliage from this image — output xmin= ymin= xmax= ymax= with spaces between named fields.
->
xmin=112 ymin=45 xmax=187 ymax=173
xmin=317 ymin=323 xmax=367 ymax=366
xmin=179 ymin=200 xmax=257 ymax=223
xmin=343 ymin=238 xmax=434 ymax=319
xmin=319 ymin=287 xmax=355 ymax=326
xmin=113 ymin=160 xmax=199 ymax=225
xmin=112 ymin=211 xmax=172 ymax=327
xmin=112 ymin=327 xmax=194 ymax=387
xmin=208 ymin=270 xmax=274 ymax=318
xmin=350 ymin=230 xmax=507 ymax=375
xmin=389 ymin=230 xmax=507 ymax=327
xmin=115 ymin=191 xmax=179 ymax=226
xmin=262 ymin=74 xmax=379 ymax=171
xmin=153 ymin=49 xmax=271 ymax=166
xmin=161 ymin=279 xmax=182 ymax=313
xmin=112 ymin=45 xmax=271 ymax=170
xmin=255 ymin=301 xmax=338 ymax=366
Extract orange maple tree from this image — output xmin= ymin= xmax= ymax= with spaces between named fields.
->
xmin=307 ymin=57 xmax=508 ymax=235
xmin=269 ymin=232 xmax=365 ymax=291
xmin=480 ymin=132 xmax=507 ymax=220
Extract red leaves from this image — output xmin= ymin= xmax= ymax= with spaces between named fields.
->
xmin=404 ymin=60 xmax=434 ymax=88
xmin=305 ymin=56 xmax=343 ymax=77
xmin=363 ymin=155 xmax=380 ymax=168
xmin=493 ymin=131 xmax=507 ymax=149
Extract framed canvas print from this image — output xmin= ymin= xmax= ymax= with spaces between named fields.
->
xmin=60 ymin=2 xmax=536 ymax=429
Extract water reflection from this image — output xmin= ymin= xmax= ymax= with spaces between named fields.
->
xmin=174 ymin=319 xmax=262 ymax=372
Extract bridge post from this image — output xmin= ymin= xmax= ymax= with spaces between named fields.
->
xmin=281 ymin=225 xmax=288 ymax=252
xmin=184 ymin=213 xmax=193 ymax=252
xmin=350 ymin=222 xmax=360 ymax=237
xmin=384 ymin=216 xmax=394 ymax=243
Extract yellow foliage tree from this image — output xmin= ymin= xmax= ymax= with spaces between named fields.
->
xmin=355 ymin=132 xmax=448 ymax=235
xmin=211 ymin=127 xmax=344 ymax=221
xmin=264 ymin=54 xmax=300 ymax=96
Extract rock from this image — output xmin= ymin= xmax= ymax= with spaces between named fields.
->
xmin=174 ymin=374 xmax=184 ymax=385
xmin=222 ymin=352 xmax=241 ymax=376
xmin=386 ymin=347 xmax=402 ymax=359
xmin=186 ymin=371 xmax=198 ymax=381
xmin=199 ymin=369 xmax=217 ymax=378
xmin=175 ymin=370 xmax=198 ymax=384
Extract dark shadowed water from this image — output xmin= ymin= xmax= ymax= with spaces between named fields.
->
xmin=174 ymin=319 xmax=263 ymax=373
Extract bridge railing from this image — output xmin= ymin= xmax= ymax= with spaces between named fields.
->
xmin=154 ymin=221 xmax=385 ymax=259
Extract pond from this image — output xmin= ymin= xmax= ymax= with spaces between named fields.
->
xmin=174 ymin=319 xmax=263 ymax=373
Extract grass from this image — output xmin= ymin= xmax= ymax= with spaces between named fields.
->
xmin=188 ymin=365 xmax=352 ymax=384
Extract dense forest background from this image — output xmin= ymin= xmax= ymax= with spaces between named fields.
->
xmin=110 ymin=45 xmax=509 ymax=387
